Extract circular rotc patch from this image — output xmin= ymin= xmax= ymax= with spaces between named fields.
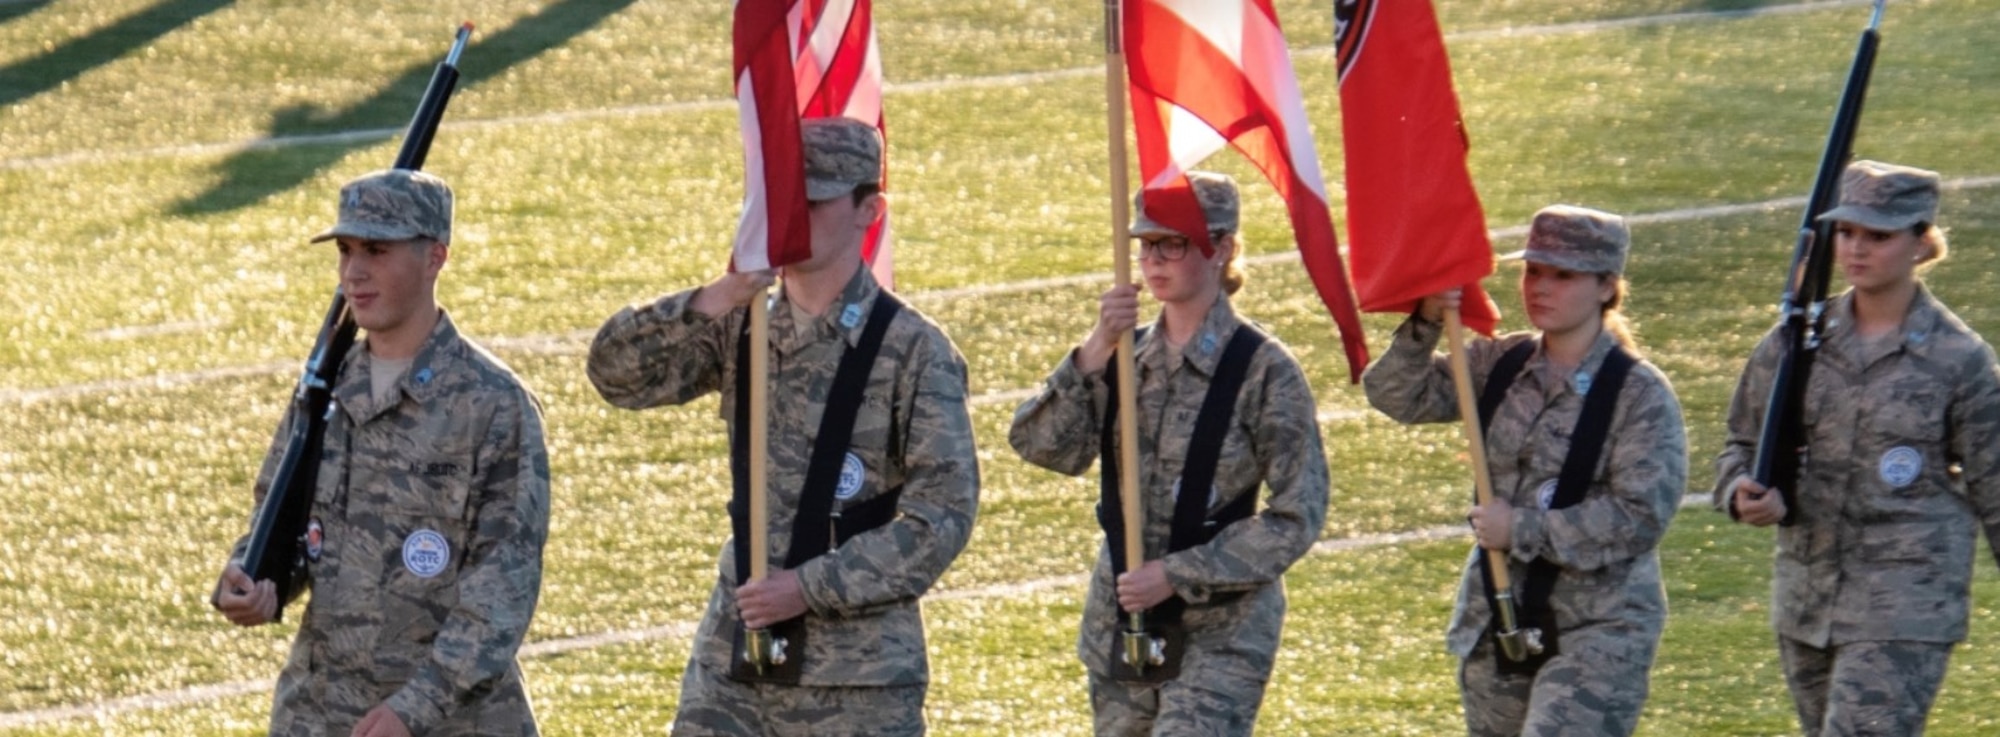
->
xmin=835 ymin=452 xmax=866 ymax=500
xmin=1535 ymin=479 xmax=1559 ymax=510
xmin=305 ymin=518 xmax=324 ymax=562
xmin=402 ymin=529 xmax=451 ymax=578
xmin=1879 ymin=446 xmax=1922 ymax=488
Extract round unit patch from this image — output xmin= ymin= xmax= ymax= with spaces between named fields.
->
xmin=1878 ymin=446 xmax=1923 ymax=488
xmin=1534 ymin=479 xmax=1559 ymax=510
xmin=835 ymin=452 xmax=866 ymax=500
xmin=402 ymin=529 xmax=451 ymax=579
xmin=304 ymin=518 xmax=324 ymax=562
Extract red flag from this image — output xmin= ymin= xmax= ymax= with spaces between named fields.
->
xmin=733 ymin=0 xmax=893 ymax=284
xmin=1123 ymin=0 xmax=1370 ymax=380
xmin=1336 ymin=0 xmax=1500 ymax=334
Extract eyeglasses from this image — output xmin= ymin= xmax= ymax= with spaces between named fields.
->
xmin=1136 ymin=236 xmax=1191 ymax=262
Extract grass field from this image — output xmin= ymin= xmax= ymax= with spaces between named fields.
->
xmin=4 ymin=0 xmax=2000 ymax=734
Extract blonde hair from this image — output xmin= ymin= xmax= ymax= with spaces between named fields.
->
xmin=1917 ymin=223 xmax=1950 ymax=271
xmin=1219 ymin=233 xmax=1248 ymax=295
xmin=1600 ymin=275 xmax=1640 ymax=354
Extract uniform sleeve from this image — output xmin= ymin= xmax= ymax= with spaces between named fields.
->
xmin=1162 ymin=350 xmax=1329 ymax=600
xmin=796 ymin=334 xmax=980 ymax=617
xmin=1946 ymin=343 xmax=2000 ymax=573
xmin=586 ymin=288 xmax=734 ymax=409
xmin=222 ymin=407 xmax=299 ymax=584
xmin=1509 ymin=374 xmax=1687 ymax=571
xmin=1007 ymin=349 xmax=1110 ymax=476
xmin=1713 ymin=331 xmax=1782 ymax=511
xmin=387 ymin=393 xmax=551 ymax=734
xmin=1363 ymin=314 xmax=1505 ymax=424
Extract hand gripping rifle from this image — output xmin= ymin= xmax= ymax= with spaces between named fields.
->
xmin=1749 ymin=1 xmax=1885 ymax=525
xmin=235 ymin=23 xmax=473 ymax=619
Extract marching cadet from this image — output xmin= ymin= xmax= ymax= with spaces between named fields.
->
xmin=212 ymin=169 xmax=552 ymax=737
xmin=1719 ymin=161 xmax=2000 ymax=736
xmin=587 ymin=117 xmax=979 ymax=735
xmin=1010 ymin=171 xmax=1330 ymax=736
xmin=1363 ymin=206 xmax=1687 ymax=736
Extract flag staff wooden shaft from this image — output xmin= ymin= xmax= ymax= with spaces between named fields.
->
xmin=1444 ymin=309 xmax=1535 ymax=661
xmin=745 ymin=283 xmax=775 ymax=671
xmin=1103 ymin=0 xmax=1151 ymax=666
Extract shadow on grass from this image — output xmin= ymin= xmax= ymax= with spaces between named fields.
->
xmin=168 ymin=0 xmax=642 ymax=216
xmin=0 ymin=0 xmax=54 ymax=26
xmin=0 ymin=0 xmax=231 ymax=108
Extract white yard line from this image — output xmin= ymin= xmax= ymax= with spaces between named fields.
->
xmin=0 ymin=1 xmax=1872 ymax=172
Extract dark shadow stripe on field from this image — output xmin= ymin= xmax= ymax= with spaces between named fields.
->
xmin=0 ymin=0 xmax=231 ymax=108
xmin=0 ymin=0 xmax=53 ymax=26
xmin=168 ymin=0 xmax=641 ymax=216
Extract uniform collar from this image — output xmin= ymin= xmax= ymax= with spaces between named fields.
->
xmin=1528 ymin=328 xmax=1621 ymax=396
xmin=1823 ymin=283 xmax=1944 ymax=359
xmin=1136 ymin=295 xmax=1243 ymax=378
xmin=772 ymin=264 xmax=881 ymax=352
xmin=337 ymin=310 xmax=461 ymax=423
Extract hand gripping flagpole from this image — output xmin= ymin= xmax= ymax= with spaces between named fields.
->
xmin=1444 ymin=310 xmax=1540 ymax=662
xmin=1103 ymin=0 xmax=1163 ymax=675
xmin=743 ymin=284 xmax=786 ymax=673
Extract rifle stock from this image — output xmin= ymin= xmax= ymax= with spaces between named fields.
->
xmin=1750 ymin=2 xmax=1884 ymax=524
xmin=236 ymin=23 xmax=473 ymax=619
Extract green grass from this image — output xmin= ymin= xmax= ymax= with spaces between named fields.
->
xmin=6 ymin=0 xmax=2000 ymax=734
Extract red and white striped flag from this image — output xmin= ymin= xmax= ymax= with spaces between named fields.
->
xmin=1123 ymin=0 xmax=1369 ymax=379
xmin=732 ymin=0 xmax=893 ymax=284
xmin=1336 ymin=0 xmax=1500 ymax=335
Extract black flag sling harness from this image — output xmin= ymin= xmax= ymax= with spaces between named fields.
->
xmin=1474 ymin=339 xmax=1637 ymax=675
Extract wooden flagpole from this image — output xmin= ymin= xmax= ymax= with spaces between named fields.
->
xmin=1444 ymin=310 xmax=1537 ymax=661
xmin=744 ymin=283 xmax=775 ymax=672
xmin=1103 ymin=0 xmax=1154 ymax=673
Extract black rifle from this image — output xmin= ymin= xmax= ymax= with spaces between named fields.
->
xmin=1750 ymin=1 xmax=1885 ymax=525
xmin=236 ymin=23 xmax=473 ymax=618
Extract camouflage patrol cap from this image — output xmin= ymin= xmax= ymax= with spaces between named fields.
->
xmin=1130 ymin=171 xmax=1240 ymax=238
xmin=801 ymin=117 xmax=883 ymax=202
xmin=310 ymin=169 xmax=453 ymax=244
xmin=1816 ymin=160 xmax=1940 ymax=231
xmin=1500 ymin=204 xmax=1629 ymax=275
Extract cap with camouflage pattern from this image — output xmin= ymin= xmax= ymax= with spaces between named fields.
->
xmin=1816 ymin=159 xmax=1940 ymax=232
xmin=802 ymin=117 xmax=883 ymax=202
xmin=1131 ymin=171 xmax=1240 ymax=240
xmin=1500 ymin=204 xmax=1629 ymax=275
xmin=310 ymin=169 xmax=453 ymax=244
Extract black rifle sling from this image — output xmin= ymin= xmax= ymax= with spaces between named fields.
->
xmin=1472 ymin=340 xmax=1636 ymax=673
xmin=1098 ymin=326 xmax=1267 ymax=616
xmin=730 ymin=292 xmax=905 ymax=585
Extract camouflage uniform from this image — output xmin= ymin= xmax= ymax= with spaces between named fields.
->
xmin=1717 ymin=289 xmax=2000 ymax=734
xmin=587 ymin=265 xmax=979 ymax=736
xmin=1714 ymin=160 xmax=2000 ymax=736
xmin=1009 ymin=296 xmax=1331 ymax=737
xmin=1364 ymin=205 xmax=1687 ymax=737
xmin=231 ymin=312 xmax=551 ymax=737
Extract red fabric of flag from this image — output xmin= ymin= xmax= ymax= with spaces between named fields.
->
xmin=1123 ymin=0 xmax=1370 ymax=380
xmin=732 ymin=0 xmax=892 ymax=283
xmin=1336 ymin=0 xmax=1500 ymax=334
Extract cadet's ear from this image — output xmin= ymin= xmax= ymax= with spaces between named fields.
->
xmin=426 ymin=240 xmax=450 ymax=275
xmin=859 ymin=192 xmax=887 ymax=226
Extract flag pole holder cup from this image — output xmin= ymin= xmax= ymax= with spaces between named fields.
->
xmin=1492 ymin=591 xmax=1546 ymax=665
xmin=1110 ymin=611 xmax=1184 ymax=683
xmin=731 ymin=621 xmax=805 ymax=685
